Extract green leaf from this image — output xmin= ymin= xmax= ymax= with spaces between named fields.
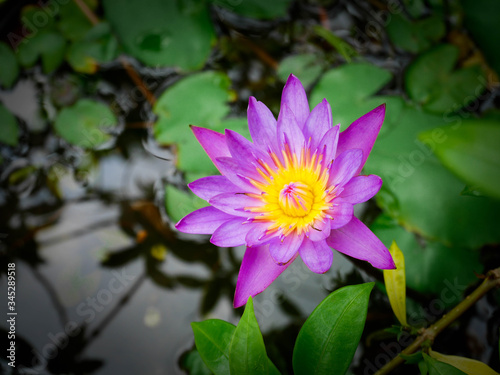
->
xmin=0 ymin=103 xmax=19 ymax=146
xmin=310 ymin=63 xmax=402 ymax=133
xmin=210 ymin=0 xmax=291 ymax=19
xmin=58 ymin=0 xmax=96 ymax=41
xmin=365 ymin=103 xmax=500 ymax=248
xmin=313 ymin=25 xmax=357 ymax=62
xmin=66 ymin=22 xmax=119 ymax=73
xmin=429 ymin=349 xmax=500 ymax=375
xmin=462 ymin=0 xmax=500 ymax=76
xmin=423 ymin=353 xmax=468 ymax=375
xmin=192 ymin=319 xmax=235 ymax=375
xmin=0 ymin=42 xmax=19 ymax=88
xmin=180 ymin=348 xmax=213 ymax=375
xmin=103 ymin=0 xmax=215 ymax=70
xmin=386 ymin=14 xmax=445 ymax=53
xmin=383 ymin=241 xmax=408 ymax=326
xmin=277 ymin=53 xmax=325 ymax=88
xmin=370 ymin=214 xmax=482 ymax=299
xmin=419 ymin=120 xmax=500 ymax=200
xmin=229 ymin=297 xmax=270 ymax=375
xmin=292 ymin=283 xmax=374 ymax=375
xmin=53 ymin=99 xmax=118 ymax=149
xmin=405 ymin=44 xmax=485 ymax=114
xmin=165 ymin=185 xmax=209 ymax=224
xmin=17 ymin=31 xmax=66 ymax=73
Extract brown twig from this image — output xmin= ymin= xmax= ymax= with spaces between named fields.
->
xmin=374 ymin=267 xmax=500 ymax=374
xmin=237 ymin=36 xmax=278 ymax=70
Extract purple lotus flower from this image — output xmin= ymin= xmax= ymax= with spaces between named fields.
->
xmin=176 ymin=75 xmax=395 ymax=307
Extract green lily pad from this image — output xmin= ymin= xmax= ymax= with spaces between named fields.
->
xmin=165 ymin=185 xmax=209 ymax=224
xmin=17 ymin=31 xmax=66 ymax=73
xmin=420 ymin=120 xmax=500 ymax=200
xmin=210 ymin=0 xmax=291 ymax=19
xmin=103 ymin=0 xmax=215 ymax=70
xmin=0 ymin=103 xmax=19 ymax=146
xmin=53 ymin=99 xmax=118 ymax=149
xmin=58 ymin=0 xmax=97 ymax=41
xmin=386 ymin=13 xmax=445 ymax=53
xmin=66 ymin=22 xmax=119 ymax=73
xmin=313 ymin=63 xmax=500 ymax=247
xmin=277 ymin=53 xmax=325 ymax=88
xmin=366 ymin=104 xmax=500 ymax=248
xmin=0 ymin=42 xmax=19 ymax=88
xmin=405 ymin=44 xmax=485 ymax=114
xmin=370 ymin=214 xmax=482 ymax=298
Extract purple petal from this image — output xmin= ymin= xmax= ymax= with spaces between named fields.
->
xmin=336 ymin=104 xmax=386 ymax=174
xmin=211 ymin=218 xmax=252 ymax=247
xmin=268 ymin=233 xmax=304 ymax=265
xmin=175 ymin=206 xmax=233 ymax=234
xmin=191 ymin=126 xmax=231 ymax=172
xmin=307 ymin=218 xmax=331 ymax=241
xmin=328 ymin=199 xmax=354 ymax=229
xmin=247 ymin=97 xmax=279 ymax=152
xmin=216 ymin=157 xmax=262 ymax=194
xmin=317 ymin=125 xmax=340 ymax=169
xmin=234 ymin=245 xmax=295 ymax=307
xmin=303 ymin=98 xmax=333 ymax=148
xmin=326 ymin=216 xmax=395 ymax=269
xmin=279 ymin=74 xmax=310 ymax=129
xmin=277 ymin=103 xmax=306 ymax=157
xmin=299 ymin=238 xmax=333 ymax=274
xmin=328 ymin=149 xmax=363 ymax=188
xmin=339 ymin=175 xmax=382 ymax=204
xmin=245 ymin=222 xmax=274 ymax=247
xmin=209 ymin=192 xmax=263 ymax=217
xmin=225 ymin=129 xmax=271 ymax=166
xmin=188 ymin=175 xmax=241 ymax=200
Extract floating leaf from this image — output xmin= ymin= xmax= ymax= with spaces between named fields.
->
xmin=53 ymin=99 xmax=118 ymax=149
xmin=371 ymin=214 xmax=482 ymax=299
xmin=165 ymin=185 xmax=209 ymax=224
xmin=405 ymin=44 xmax=485 ymax=114
xmin=0 ymin=42 xmax=19 ymax=88
xmin=429 ymin=349 xmax=500 ymax=375
xmin=192 ymin=319 xmax=235 ymax=375
xmin=103 ymin=0 xmax=214 ymax=70
xmin=313 ymin=63 xmax=500 ymax=247
xmin=386 ymin=14 xmax=445 ymax=53
xmin=419 ymin=120 xmax=500 ymax=200
xmin=211 ymin=0 xmax=291 ymax=19
xmin=424 ymin=353 xmax=468 ymax=375
xmin=277 ymin=53 xmax=325 ymax=88
xmin=66 ymin=22 xmax=119 ymax=73
xmin=17 ymin=31 xmax=66 ymax=73
xmin=383 ymin=241 xmax=408 ymax=326
xmin=0 ymin=103 xmax=19 ymax=146
xmin=293 ymin=283 xmax=374 ymax=375
xmin=58 ymin=0 xmax=97 ymax=41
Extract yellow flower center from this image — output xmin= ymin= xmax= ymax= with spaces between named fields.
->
xmin=246 ymin=147 xmax=334 ymax=237
xmin=278 ymin=182 xmax=314 ymax=217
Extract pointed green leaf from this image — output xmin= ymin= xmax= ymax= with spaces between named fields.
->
xmin=383 ymin=241 xmax=408 ymax=326
xmin=419 ymin=120 xmax=500 ymax=200
xmin=292 ymin=283 xmax=375 ymax=375
xmin=424 ymin=353 xmax=468 ymax=375
xmin=229 ymin=296 xmax=270 ymax=375
xmin=192 ymin=319 xmax=236 ymax=375
xmin=429 ymin=350 xmax=500 ymax=375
